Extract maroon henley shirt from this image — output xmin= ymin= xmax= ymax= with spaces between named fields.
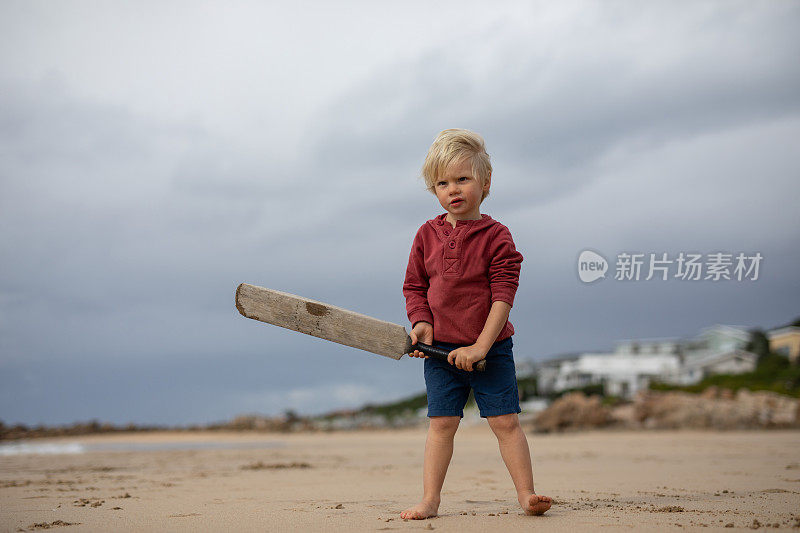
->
xmin=402 ymin=213 xmax=523 ymax=345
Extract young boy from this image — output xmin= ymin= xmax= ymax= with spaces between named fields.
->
xmin=401 ymin=129 xmax=551 ymax=519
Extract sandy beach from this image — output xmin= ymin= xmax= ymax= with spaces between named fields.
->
xmin=2 ymin=427 xmax=799 ymax=532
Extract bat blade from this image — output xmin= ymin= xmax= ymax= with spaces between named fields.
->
xmin=235 ymin=283 xmax=410 ymax=360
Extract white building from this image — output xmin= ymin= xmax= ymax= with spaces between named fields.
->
xmin=682 ymin=324 xmax=751 ymax=353
xmin=673 ymin=349 xmax=757 ymax=385
xmin=538 ymin=341 xmax=681 ymax=398
xmin=613 ymin=338 xmax=683 ymax=356
xmin=536 ymin=325 xmax=757 ymax=399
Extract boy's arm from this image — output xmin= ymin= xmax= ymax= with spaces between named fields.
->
xmin=402 ymin=229 xmax=434 ymax=327
xmin=403 ymin=230 xmax=435 ymax=358
xmin=447 ymin=301 xmax=511 ymax=371
xmin=475 ymin=300 xmax=512 ymax=351
xmin=487 ymin=224 xmax=523 ymax=307
xmin=449 ymin=225 xmax=522 ymax=371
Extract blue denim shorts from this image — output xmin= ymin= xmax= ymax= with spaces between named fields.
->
xmin=424 ymin=336 xmax=520 ymax=418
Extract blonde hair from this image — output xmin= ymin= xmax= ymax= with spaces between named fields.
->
xmin=421 ymin=129 xmax=492 ymax=201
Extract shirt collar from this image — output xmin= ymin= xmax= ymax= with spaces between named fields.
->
xmin=433 ymin=212 xmax=494 ymax=228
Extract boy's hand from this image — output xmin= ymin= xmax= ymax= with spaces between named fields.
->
xmin=409 ymin=321 xmax=434 ymax=359
xmin=447 ymin=344 xmax=488 ymax=372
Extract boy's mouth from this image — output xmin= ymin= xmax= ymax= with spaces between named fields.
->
xmin=450 ymin=199 xmax=463 ymax=207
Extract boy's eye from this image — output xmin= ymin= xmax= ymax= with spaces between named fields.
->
xmin=458 ymin=177 xmax=468 ymax=182
xmin=436 ymin=181 xmax=446 ymax=187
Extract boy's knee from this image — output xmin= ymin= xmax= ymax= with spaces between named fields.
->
xmin=429 ymin=416 xmax=460 ymax=436
xmin=487 ymin=413 xmax=521 ymax=436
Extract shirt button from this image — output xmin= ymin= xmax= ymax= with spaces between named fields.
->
xmin=448 ymin=241 xmax=456 ymax=249
xmin=437 ymin=220 xmax=444 ymax=225
xmin=443 ymin=230 xmax=450 ymax=236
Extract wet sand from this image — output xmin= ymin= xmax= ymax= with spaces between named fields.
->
xmin=2 ymin=427 xmax=799 ymax=532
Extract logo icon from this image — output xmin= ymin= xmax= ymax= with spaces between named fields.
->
xmin=578 ymin=250 xmax=608 ymax=283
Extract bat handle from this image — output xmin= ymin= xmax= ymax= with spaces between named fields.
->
xmin=410 ymin=342 xmax=487 ymax=372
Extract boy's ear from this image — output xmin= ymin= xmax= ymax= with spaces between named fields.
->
xmin=483 ymin=171 xmax=492 ymax=192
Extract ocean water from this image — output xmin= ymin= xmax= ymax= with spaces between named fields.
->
xmin=0 ymin=439 xmax=284 ymax=456
xmin=0 ymin=442 xmax=86 ymax=456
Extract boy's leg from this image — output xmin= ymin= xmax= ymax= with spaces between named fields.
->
xmin=400 ymin=415 xmax=460 ymax=519
xmin=486 ymin=413 xmax=551 ymax=515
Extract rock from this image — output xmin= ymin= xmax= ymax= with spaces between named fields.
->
xmin=533 ymin=393 xmax=612 ymax=432
xmin=632 ymin=389 xmax=800 ymax=430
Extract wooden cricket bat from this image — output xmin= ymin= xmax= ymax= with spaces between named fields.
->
xmin=235 ymin=283 xmax=487 ymax=372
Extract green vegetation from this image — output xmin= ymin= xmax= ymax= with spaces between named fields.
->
xmin=517 ymin=375 xmax=538 ymax=401
xmin=360 ymin=392 xmax=428 ymax=419
xmin=553 ymin=383 xmax=604 ymax=398
xmin=650 ymin=352 xmax=800 ymax=398
xmin=745 ymin=329 xmax=771 ymax=362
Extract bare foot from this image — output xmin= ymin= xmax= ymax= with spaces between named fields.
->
xmin=521 ymin=493 xmax=552 ymax=515
xmin=400 ymin=500 xmax=439 ymax=520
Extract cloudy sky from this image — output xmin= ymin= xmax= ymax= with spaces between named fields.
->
xmin=1 ymin=1 xmax=798 ymax=426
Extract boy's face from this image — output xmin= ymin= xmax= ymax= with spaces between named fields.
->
xmin=434 ymin=156 xmax=490 ymax=224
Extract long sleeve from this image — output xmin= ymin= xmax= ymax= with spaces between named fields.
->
xmin=487 ymin=224 xmax=523 ymax=307
xmin=402 ymin=229 xmax=434 ymax=326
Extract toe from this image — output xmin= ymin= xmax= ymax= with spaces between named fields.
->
xmin=525 ymin=494 xmax=552 ymax=515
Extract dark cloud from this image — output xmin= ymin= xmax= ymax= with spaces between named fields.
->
xmin=310 ymin=2 xmax=800 ymax=205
